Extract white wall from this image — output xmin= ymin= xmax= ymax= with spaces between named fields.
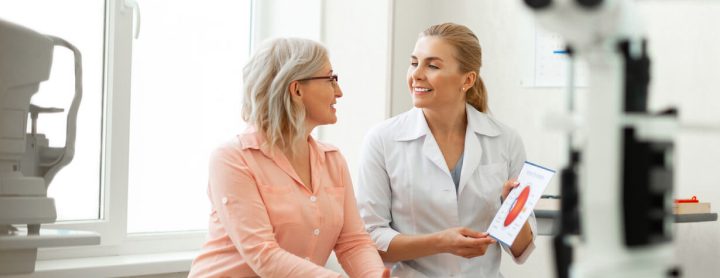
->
xmin=389 ymin=0 xmax=434 ymax=117
xmin=251 ymin=0 xmax=322 ymax=44
xmin=319 ymin=0 xmax=393 ymax=179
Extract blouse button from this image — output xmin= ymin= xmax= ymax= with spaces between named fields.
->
xmin=309 ymin=196 xmax=317 ymax=202
xmin=221 ymin=197 xmax=228 ymax=204
xmin=313 ymin=228 xmax=320 ymax=236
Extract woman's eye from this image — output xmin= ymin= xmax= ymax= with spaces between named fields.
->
xmin=410 ymin=62 xmax=418 ymax=67
xmin=429 ymin=64 xmax=439 ymax=69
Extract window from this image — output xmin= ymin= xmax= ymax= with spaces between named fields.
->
xmin=126 ymin=0 xmax=251 ymax=233
xmin=1 ymin=0 xmax=253 ymax=258
xmin=0 ymin=0 xmax=105 ymax=221
xmin=2 ymin=0 xmax=329 ymax=263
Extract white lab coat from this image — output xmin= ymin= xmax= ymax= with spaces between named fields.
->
xmin=356 ymin=104 xmax=537 ymax=278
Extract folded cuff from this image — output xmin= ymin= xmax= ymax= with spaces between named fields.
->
xmin=372 ymin=227 xmax=401 ymax=252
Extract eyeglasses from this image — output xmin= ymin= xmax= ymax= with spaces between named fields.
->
xmin=296 ymin=74 xmax=339 ymax=86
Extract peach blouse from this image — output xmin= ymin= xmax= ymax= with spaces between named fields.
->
xmin=188 ymin=128 xmax=385 ymax=277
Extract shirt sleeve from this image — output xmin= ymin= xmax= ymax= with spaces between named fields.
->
xmin=208 ymin=147 xmax=342 ymax=278
xmin=501 ymin=212 xmax=538 ymax=264
xmin=355 ymin=128 xmax=400 ymax=252
xmin=333 ymin=154 xmax=386 ymax=278
xmin=501 ymin=128 xmax=537 ymax=263
xmin=508 ymin=128 xmax=527 ymax=179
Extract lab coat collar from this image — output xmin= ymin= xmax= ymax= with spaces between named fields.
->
xmin=394 ymin=104 xmax=501 ymax=141
xmin=460 ymin=104 xmax=502 ymax=194
xmin=466 ymin=104 xmax=501 ymax=137
xmin=392 ymin=105 xmax=502 ymax=194
xmin=394 ymin=107 xmax=431 ymax=141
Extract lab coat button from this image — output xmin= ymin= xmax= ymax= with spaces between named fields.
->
xmin=221 ymin=197 xmax=228 ymax=204
xmin=313 ymin=228 xmax=320 ymax=236
xmin=310 ymin=196 xmax=317 ymax=202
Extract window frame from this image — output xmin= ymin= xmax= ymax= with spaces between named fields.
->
xmin=36 ymin=0 xmax=252 ymax=259
xmin=39 ymin=0 xmax=134 ymax=249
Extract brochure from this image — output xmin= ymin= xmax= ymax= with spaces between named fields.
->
xmin=487 ymin=161 xmax=556 ymax=247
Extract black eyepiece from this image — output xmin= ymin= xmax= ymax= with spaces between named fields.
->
xmin=524 ymin=0 xmax=552 ymax=10
xmin=577 ymin=0 xmax=603 ymax=9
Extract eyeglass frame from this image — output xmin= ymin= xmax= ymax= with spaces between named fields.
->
xmin=296 ymin=74 xmax=339 ymax=84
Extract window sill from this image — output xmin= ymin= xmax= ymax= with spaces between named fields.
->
xmin=4 ymin=250 xmax=198 ymax=278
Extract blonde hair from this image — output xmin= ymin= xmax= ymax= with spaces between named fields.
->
xmin=421 ymin=23 xmax=489 ymax=113
xmin=241 ymin=38 xmax=328 ymax=154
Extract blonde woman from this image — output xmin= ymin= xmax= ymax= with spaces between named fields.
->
xmin=189 ymin=38 xmax=387 ymax=278
xmin=356 ymin=23 xmax=536 ymax=277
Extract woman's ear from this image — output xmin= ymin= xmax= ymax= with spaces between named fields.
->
xmin=464 ymin=71 xmax=477 ymax=90
xmin=289 ymin=81 xmax=302 ymax=100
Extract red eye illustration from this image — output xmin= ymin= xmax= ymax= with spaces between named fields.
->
xmin=504 ymin=186 xmax=530 ymax=227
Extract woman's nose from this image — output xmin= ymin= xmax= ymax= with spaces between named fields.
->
xmin=334 ymin=85 xmax=343 ymax=98
xmin=411 ymin=66 xmax=425 ymax=80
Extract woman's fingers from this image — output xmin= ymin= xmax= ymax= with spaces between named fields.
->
xmin=457 ymin=244 xmax=492 ymax=258
xmin=458 ymin=227 xmax=486 ymax=238
xmin=442 ymin=227 xmax=499 ymax=259
xmin=443 ymin=227 xmax=499 ymax=258
xmin=457 ymin=234 xmax=496 ymax=248
xmin=502 ymin=179 xmax=520 ymax=200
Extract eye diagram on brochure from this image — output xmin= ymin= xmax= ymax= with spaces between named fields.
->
xmin=487 ymin=162 xmax=555 ymax=247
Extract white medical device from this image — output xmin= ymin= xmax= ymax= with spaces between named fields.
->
xmin=0 ymin=17 xmax=90 ymax=274
xmin=0 ymin=16 xmax=82 ymax=234
xmin=522 ymin=0 xmax=677 ymax=277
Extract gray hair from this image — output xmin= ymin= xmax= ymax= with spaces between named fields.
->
xmin=241 ymin=38 xmax=329 ymax=155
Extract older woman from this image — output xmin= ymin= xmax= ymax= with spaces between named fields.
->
xmin=189 ymin=38 xmax=387 ymax=278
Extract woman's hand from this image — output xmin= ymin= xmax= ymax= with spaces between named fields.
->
xmin=434 ymin=227 xmax=496 ymax=259
xmin=501 ymin=179 xmax=520 ymax=201
xmin=381 ymin=268 xmax=397 ymax=278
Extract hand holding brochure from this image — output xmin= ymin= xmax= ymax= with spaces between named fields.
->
xmin=487 ymin=161 xmax=555 ymax=247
